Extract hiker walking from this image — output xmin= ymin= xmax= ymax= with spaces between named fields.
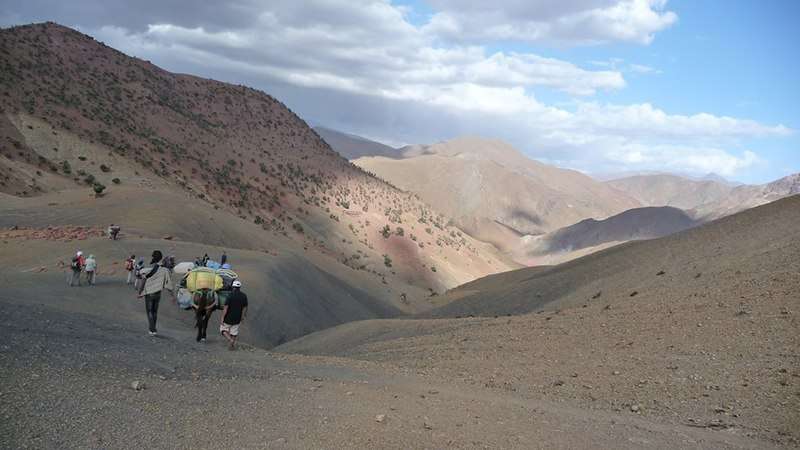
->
xmin=137 ymin=250 xmax=173 ymax=336
xmin=108 ymin=224 xmax=121 ymax=240
xmin=125 ymin=254 xmax=136 ymax=284
xmin=133 ymin=258 xmax=145 ymax=291
xmin=68 ymin=251 xmax=85 ymax=287
xmin=220 ymin=280 xmax=248 ymax=350
xmin=84 ymin=254 xmax=97 ymax=286
xmin=220 ymin=251 xmax=227 ymax=266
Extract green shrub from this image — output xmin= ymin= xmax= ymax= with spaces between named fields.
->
xmin=111 ymin=178 xmax=121 ymax=184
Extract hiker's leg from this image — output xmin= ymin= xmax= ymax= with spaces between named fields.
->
xmin=145 ymin=293 xmax=160 ymax=333
xmin=222 ymin=330 xmax=233 ymax=343
xmin=151 ymin=293 xmax=160 ymax=332
xmin=145 ymin=295 xmax=156 ymax=332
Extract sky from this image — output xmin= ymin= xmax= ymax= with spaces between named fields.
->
xmin=2 ymin=0 xmax=798 ymax=183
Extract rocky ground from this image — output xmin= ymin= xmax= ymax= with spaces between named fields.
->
xmin=0 ymin=255 xmax=788 ymax=448
xmin=278 ymin=196 xmax=800 ymax=448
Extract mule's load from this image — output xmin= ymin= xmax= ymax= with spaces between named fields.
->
xmin=185 ymin=267 xmax=224 ymax=292
xmin=177 ymin=267 xmax=239 ymax=310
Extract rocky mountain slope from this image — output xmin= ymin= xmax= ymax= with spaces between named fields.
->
xmin=695 ymin=172 xmax=800 ymax=219
xmin=0 ymin=22 xmax=515 ymax=298
xmin=353 ymin=137 xmax=641 ymax=238
xmin=531 ymin=206 xmax=698 ymax=253
xmin=606 ymin=174 xmax=733 ymax=210
xmin=278 ymin=195 xmax=800 ymax=447
xmin=314 ymin=126 xmax=398 ymax=160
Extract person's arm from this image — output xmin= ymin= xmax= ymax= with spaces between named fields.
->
xmin=220 ymin=304 xmax=229 ymax=324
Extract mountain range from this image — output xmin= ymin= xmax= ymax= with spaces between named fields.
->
xmin=0 ymin=22 xmax=517 ymax=345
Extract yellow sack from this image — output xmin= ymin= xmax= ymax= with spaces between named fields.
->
xmin=185 ymin=268 xmax=223 ymax=292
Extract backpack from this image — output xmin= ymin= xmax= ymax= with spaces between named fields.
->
xmin=70 ymin=256 xmax=80 ymax=270
xmin=125 ymin=259 xmax=134 ymax=271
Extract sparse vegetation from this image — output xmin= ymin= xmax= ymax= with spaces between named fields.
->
xmin=92 ymin=182 xmax=106 ymax=196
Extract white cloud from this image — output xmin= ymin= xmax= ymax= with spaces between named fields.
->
xmin=31 ymin=0 xmax=790 ymax=178
xmin=423 ymin=0 xmax=678 ymax=45
xmin=628 ymin=63 xmax=660 ymax=74
xmin=604 ymin=146 xmax=761 ymax=176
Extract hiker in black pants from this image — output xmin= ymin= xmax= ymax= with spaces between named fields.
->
xmin=137 ymin=250 xmax=173 ymax=336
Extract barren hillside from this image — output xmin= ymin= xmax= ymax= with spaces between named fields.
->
xmin=696 ymin=172 xmax=800 ymax=219
xmin=528 ymin=205 xmax=698 ymax=256
xmin=278 ymin=195 xmax=800 ymax=447
xmin=0 ymin=22 xmax=515 ymax=297
xmin=606 ymin=174 xmax=733 ymax=209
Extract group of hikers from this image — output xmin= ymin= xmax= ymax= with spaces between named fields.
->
xmin=68 ymin=251 xmax=98 ymax=286
xmin=68 ymin=248 xmax=248 ymax=350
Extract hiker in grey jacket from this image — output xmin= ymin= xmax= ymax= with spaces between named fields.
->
xmin=137 ymin=250 xmax=173 ymax=336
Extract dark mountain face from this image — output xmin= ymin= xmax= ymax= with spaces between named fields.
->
xmin=314 ymin=126 xmax=398 ymax=160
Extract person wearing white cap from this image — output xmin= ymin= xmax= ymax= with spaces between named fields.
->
xmin=219 ymin=279 xmax=248 ymax=350
xmin=68 ymin=251 xmax=85 ymax=287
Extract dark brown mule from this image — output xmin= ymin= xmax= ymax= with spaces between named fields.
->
xmin=193 ymin=289 xmax=217 ymax=342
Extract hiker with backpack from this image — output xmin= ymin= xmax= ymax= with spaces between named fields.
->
xmin=137 ymin=250 xmax=173 ymax=336
xmin=84 ymin=254 xmax=97 ymax=286
xmin=125 ymin=255 xmax=136 ymax=284
xmin=68 ymin=251 xmax=85 ymax=287
xmin=220 ymin=280 xmax=248 ymax=350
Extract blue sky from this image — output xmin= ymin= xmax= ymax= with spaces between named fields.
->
xmin=2 ymin=0 xmax=798 ymax=183
xmin=557 ymin=1 xmax=800 ymax=183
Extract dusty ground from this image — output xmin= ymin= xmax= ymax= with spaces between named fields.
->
xmin=279 ymin=196 xmax=800 ymax=448
xmin=0 ymin=268 xmax=782 ymax=449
